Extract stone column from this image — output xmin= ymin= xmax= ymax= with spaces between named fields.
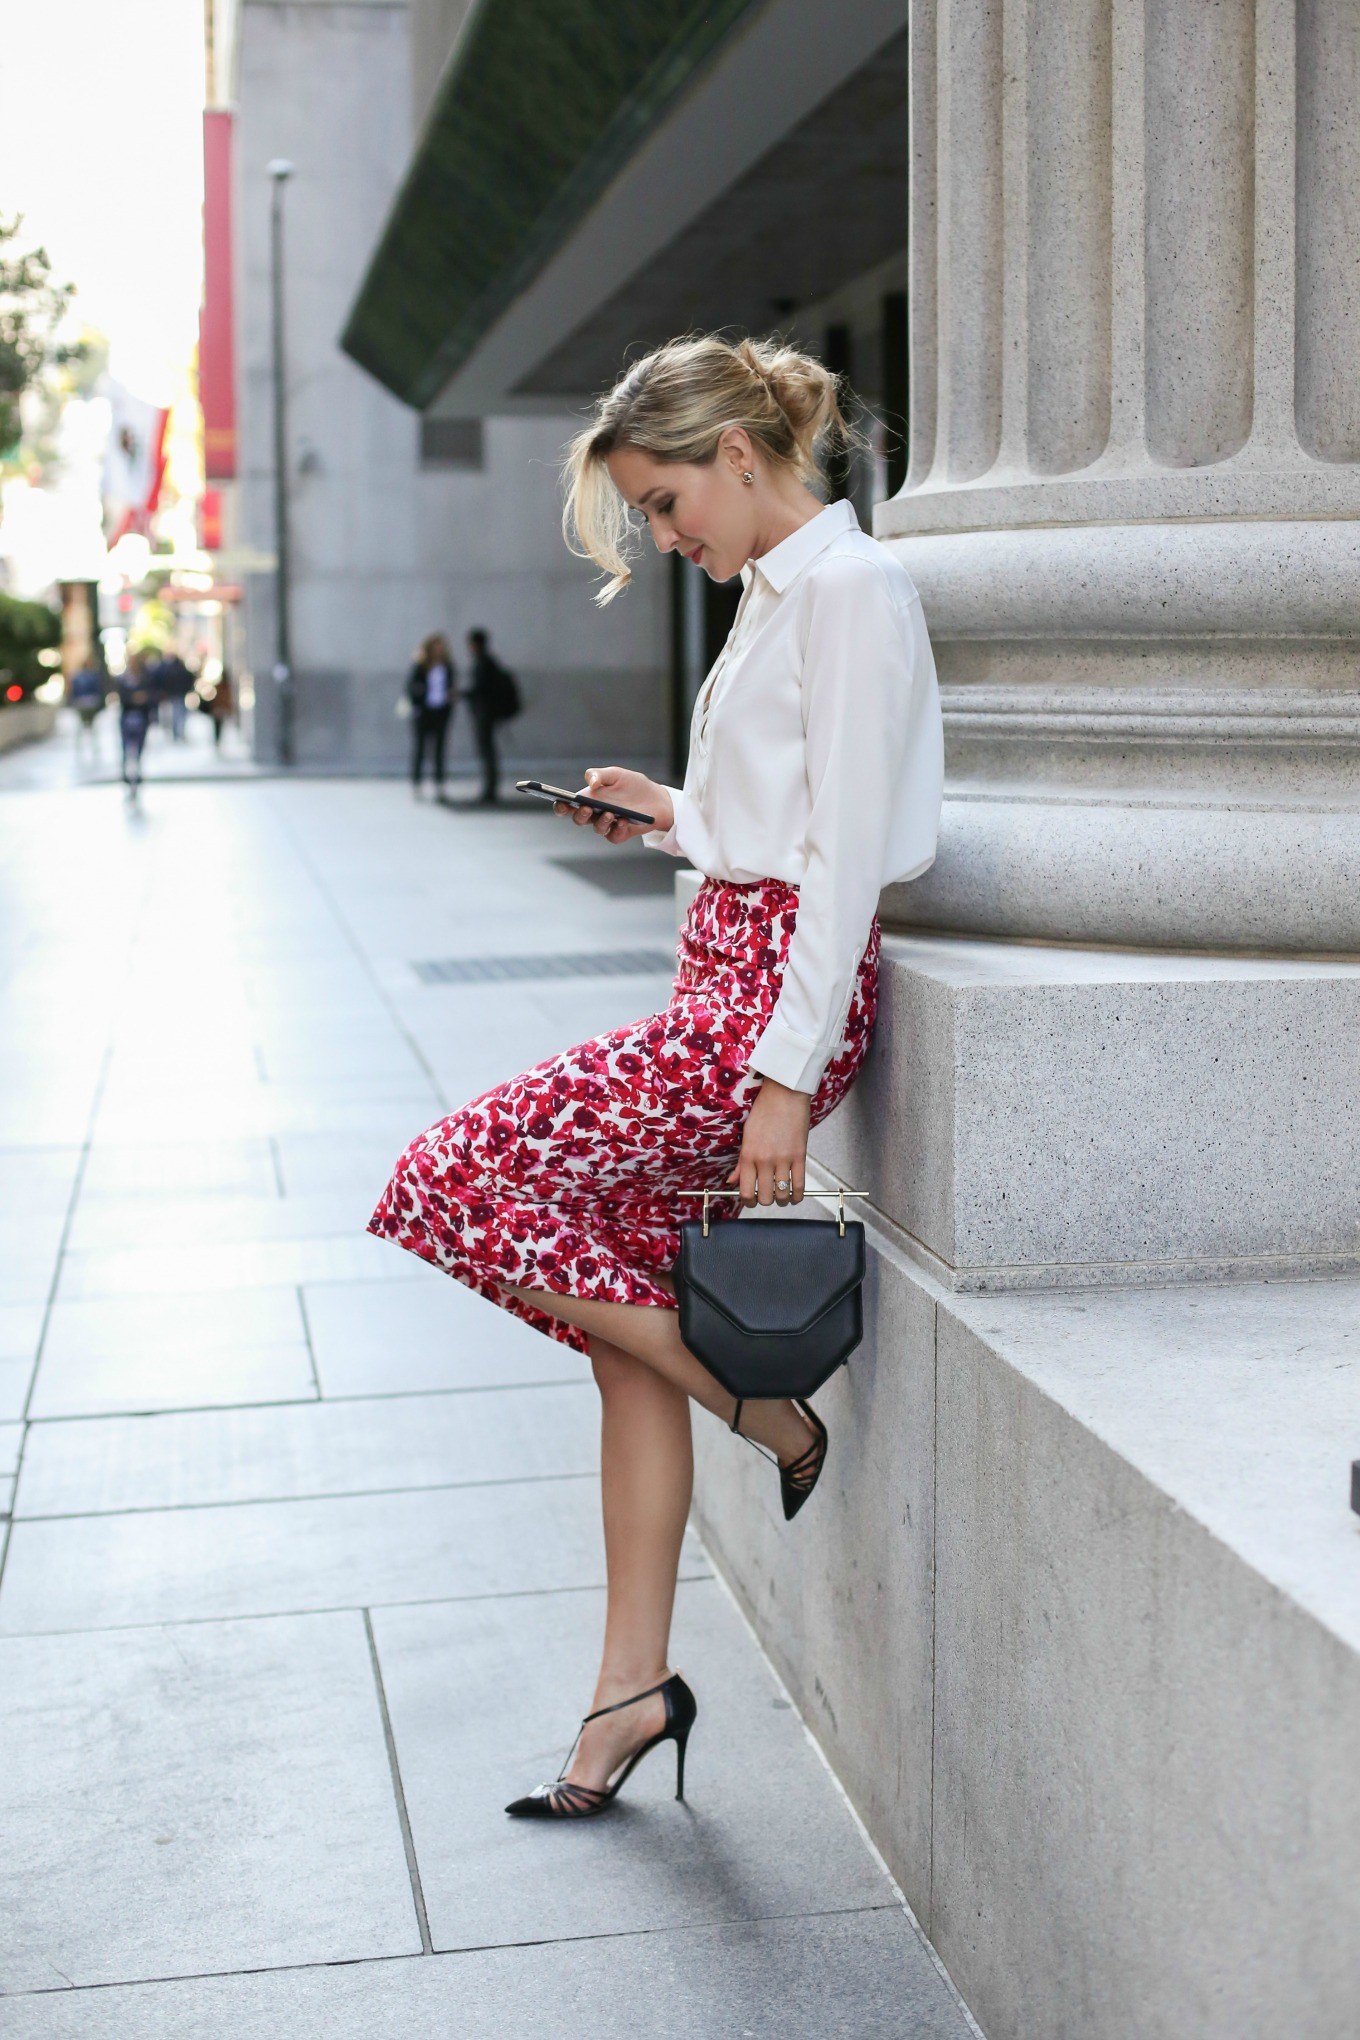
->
xmin=878 ymin=0 xmax=1360 ymax=952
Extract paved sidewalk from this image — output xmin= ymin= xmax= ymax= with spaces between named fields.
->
xmin=0 ymin=701 xmax=261 ymax=792
xmin=0 ymin=779 xmax=976 ymax=2038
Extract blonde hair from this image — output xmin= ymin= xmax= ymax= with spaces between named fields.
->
xmin=563 ymin=334 xmax=850 ymax=603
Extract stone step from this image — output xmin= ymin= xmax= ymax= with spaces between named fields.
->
xmin=811 ymin=931 xmax=1360 ymax=1291
xmin=693 ymin=1240 xmax=1360 ymax=2040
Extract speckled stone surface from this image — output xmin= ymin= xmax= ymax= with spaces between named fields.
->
xmin=811 ymin=933 xmax=1360 ymax=1288
xmin=695 ymin=1245 xmax=1360 ymax=2040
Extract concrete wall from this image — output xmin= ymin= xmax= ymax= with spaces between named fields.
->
xmin=235 ymin=0 xmax=668 ymax=774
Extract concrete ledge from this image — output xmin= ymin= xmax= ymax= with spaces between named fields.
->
xmin=693 ymin=1248 xmax=1360 ymax=2040
xmin=810 ymin=934 xmax=1360 ymax=1289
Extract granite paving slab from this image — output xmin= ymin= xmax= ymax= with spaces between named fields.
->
xmin=302 ymin=1275 xmax=591 ymax=1397
xmin=0 ymin=1911 xmax=974 ymax=2039
xmin=0 ymin=1419 xmax=21 ymax=1520
xmin=0 ymin=1303 xmax=45 ymax=1420
xmin=0 ymin=1476 xmax=696 ymax=1632
xmin=0 ymin=1226 xmax=67 ymax=1305
xmin=0 ymin=1146 xmax=82 ymax=1215
xmin=272 ymin=1133 xmax=416 ymax=1199
xmin=0 ymin=1093 xmax=98 ymax=1148
xmin=0 ymin=1612 xmax=419 ymax=1993
xmin=31 ymin=1288 xmax=315 ymax=1418
xmin=64 ymin=1190 xmax=372 ymax=1254
xmin=78 ymin=1137 xmax=280 ymax=1200
xmin=89 ymin=1092 xmax=438 ymax=1147
xmin=56 ymin=1230 xmax=423 ymax=1301
xmin=17 ymin=1382 xmax=599 ymax=1517
xmin=373 ymin=1575 xmax=888 ymax=1953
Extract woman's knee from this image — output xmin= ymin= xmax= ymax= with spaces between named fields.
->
xmin=591 ymin=1339 xmax=646 ymax=1395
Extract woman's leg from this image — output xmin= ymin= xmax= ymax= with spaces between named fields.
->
xmin=564 ymin=1335 xmax=692 ymax=1793
xmin=503 ymin=1282 xmax=816 ymax=1466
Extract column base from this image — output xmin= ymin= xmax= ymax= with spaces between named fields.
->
xmin=810 ymin=932 xmax=1360 ymax=1290
xmin=884 ymin=793 xmax=1360 ymax=953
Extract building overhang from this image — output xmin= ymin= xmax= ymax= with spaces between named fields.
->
xmin=340 ymin=0 xmax=909 ymax=417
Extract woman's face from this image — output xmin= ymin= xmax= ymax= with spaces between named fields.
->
xmin=606 ymin=445 xmax=754 ymax=582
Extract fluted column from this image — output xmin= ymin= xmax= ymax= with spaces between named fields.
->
xmin=879 ymin=0 xmax=1360 ymax=951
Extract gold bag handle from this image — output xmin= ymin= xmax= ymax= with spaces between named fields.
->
xmin=687 ymin=1187 xmax=868 ymax=1239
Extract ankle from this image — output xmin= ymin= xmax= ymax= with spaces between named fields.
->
xmin=592 ymin=1665 xmax=669 ymax=1711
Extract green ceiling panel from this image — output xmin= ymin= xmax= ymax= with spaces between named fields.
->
xmin=341 ymin=0 xmax=762 ymax=408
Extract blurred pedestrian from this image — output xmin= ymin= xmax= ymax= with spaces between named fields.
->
xmin=464 ymin=627 xmax=520 ymax=806
xmin=204 ymin=667 xmax=234 ymax=747
xmin=408 ymin=632 xmax=454 ymax=798
xmin=158 ymin=650 xmax=193 ymax=742
xmin=117 ymin=651 xmax=157 ymax=798
xmin=69 ymin=660 xmax=106 ymax=753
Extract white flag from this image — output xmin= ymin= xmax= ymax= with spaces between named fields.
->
xmin=102 ymin=381 xmax=168 ymax=539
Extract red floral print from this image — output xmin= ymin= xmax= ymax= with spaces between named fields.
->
xmin=368 ymin=878 xmax=879 ymax=1354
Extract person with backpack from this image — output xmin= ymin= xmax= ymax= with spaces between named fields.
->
xmin=464 ymin=627 xmax=520 ymax=806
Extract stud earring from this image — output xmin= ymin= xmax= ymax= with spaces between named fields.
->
xmin=742 ymin=470 xmax=754 ymax=485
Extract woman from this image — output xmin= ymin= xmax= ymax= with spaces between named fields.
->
xmin=117 ymin=651 xmax=157 ymax=800
xmin=408 ymin=632 xmax=455 ymax=797
xmin=370 ymin=335 xmax=943 ymax=1817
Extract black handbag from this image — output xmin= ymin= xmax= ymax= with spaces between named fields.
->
xmin=672 ymin=1190 xmax=867 ymax=1400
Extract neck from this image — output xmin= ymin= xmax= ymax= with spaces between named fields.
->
xmin=748 ymin=480 xmax=829 ymax=565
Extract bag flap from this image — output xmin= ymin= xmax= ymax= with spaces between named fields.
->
xmin=677 ymin=1219 xmax=864 ymax=1336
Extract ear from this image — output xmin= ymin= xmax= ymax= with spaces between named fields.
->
xmin=717 ymin=425 xmax=755 ymax=478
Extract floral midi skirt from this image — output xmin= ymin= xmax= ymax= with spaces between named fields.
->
xmin=368 ymin=877 xmax=880 ymax=1355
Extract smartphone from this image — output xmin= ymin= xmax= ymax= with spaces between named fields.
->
xmin=516 ymin=780 xmax=656 ymax=827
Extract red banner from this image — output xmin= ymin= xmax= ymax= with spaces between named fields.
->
xmin=200 ymin=110 xmax=236 ymax=479
xmin=200 ymin=487 xmax=223 ymax=550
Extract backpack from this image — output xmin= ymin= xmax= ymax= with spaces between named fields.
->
xmin=484 ymin=656 xmax=522 ymax=723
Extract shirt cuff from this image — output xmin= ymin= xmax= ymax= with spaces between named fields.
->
xmin=642 ymin=787 xmax=686 ymax=856
xmin=746 ymin=1014 xmax=831 ymax=1095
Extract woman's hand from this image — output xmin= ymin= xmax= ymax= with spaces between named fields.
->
xmin=729 ymin=1076 xmax=811 ymax=1207
xmin=555 ymin=767 xmax=672 ymax=844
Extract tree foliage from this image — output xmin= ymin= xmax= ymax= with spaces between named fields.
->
xmin=0 ymin=590 xmax=61 ymax=704
xmin=0 ymin=215 xmax=74 ymax=459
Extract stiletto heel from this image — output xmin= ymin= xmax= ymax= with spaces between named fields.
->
xmin=729 ymin=1396 xmax=828 ymax=1521
xmin=505 ymin=1671 xmax=698 ymax=1819
xmin=780 ymin=1399 xmax=828 ymax=1520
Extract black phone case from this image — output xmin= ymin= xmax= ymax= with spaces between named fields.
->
xmin=517 ymin=782 xmax=656 ymax=827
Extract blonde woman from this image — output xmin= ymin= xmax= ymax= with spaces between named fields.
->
xmin=370 ymin=335 xmax=943 ymax=1818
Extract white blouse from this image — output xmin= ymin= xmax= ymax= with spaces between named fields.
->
xmin=645 ymin=499 xmax=943 ymax=1094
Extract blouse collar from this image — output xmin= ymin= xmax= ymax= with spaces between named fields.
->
xmin=746 ymin=497 xmax=859 ymax=595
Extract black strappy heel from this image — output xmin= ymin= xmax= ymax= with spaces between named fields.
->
xmin=730 ymin=1396 xmax=828 ymax=1521
xmin=504 ymin=1671 xmax=697 ymax=1819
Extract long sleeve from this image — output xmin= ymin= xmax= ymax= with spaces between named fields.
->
xmin=642 ymin=787 xmax=687 ymax=857
xmin=747 ymin=556 xmax=913 ymax=1093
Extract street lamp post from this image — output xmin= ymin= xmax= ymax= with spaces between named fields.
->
xmin=267 ymin=158 xmax=295 ymax=766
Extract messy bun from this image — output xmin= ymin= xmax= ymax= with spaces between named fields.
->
xmin=563 ymin=333 xmax=851 ymax=603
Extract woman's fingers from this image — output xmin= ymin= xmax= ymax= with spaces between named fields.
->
xmin=790 ymin=1155 xmax=806 ymax=1204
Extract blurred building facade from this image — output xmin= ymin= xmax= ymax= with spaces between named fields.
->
xmin=218 ymin=0 xmax=670 ymax=775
